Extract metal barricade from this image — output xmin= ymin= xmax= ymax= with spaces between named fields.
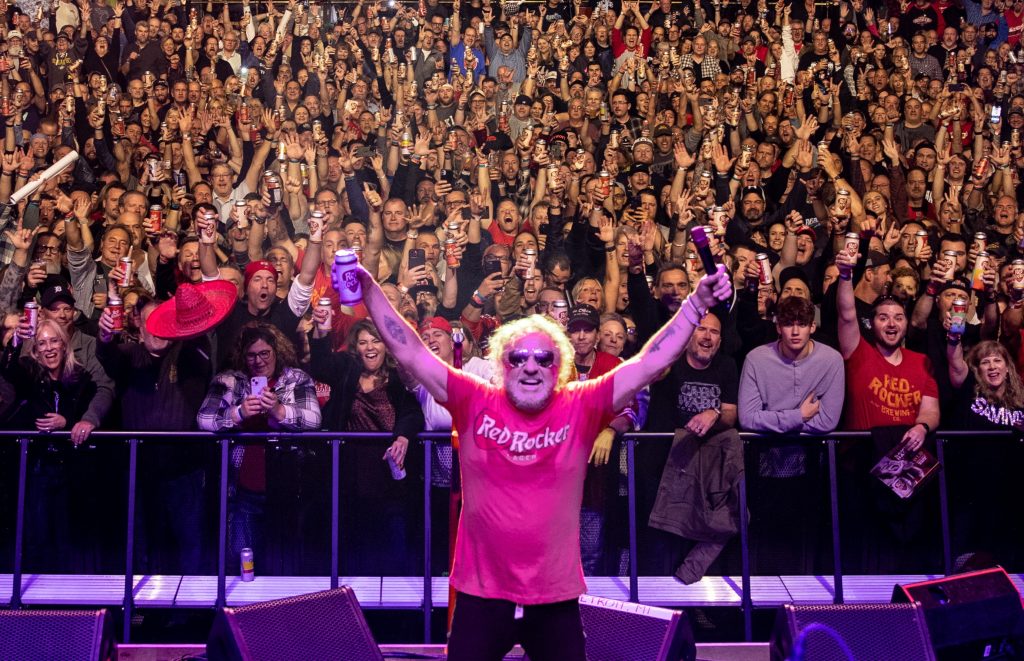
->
xmin=0 ymin=429 xmax=1018 ymax=643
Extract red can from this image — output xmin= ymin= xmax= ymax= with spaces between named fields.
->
xmin=119 ymin=257 xmax=133 ymax=287
xmin=445 ymin=238 xmax=460 ymax=268
xmin=686 ymin=251 xmax=702 ymax=274
xmin=756 ymin=252 xmax=773 ymax=286
xmin=148 ymin=205 xmax=163 ymax=233
xmin=108 ymin=296 xmax=124 ymax=333
xmin=22 ymin=301 xmax=38 ymax=337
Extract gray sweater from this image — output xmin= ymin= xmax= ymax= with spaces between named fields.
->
xmin=738 ymin=340 xmax=845 ymax=434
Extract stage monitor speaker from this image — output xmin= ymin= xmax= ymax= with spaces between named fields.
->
xmin=0 ymin=608 xmax=113 ymax=661
xmin=893 ymin=567 xmax=1024 ymax=654
xmin=207 ymin=586 xmax=384 ymax=661
xmin=578 ymin=594 xmax=696 ymax=661
xmin=770 ymin=603 xmax=935 ymax=661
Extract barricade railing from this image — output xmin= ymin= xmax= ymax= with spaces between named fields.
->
xmin=0 ymin=429 xmax=1019 ymax=643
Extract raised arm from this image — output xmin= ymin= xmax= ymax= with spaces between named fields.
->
xmin=835 ymin=248 xmax=861 ymax=359
xmin=610 ymin=265 xmax=731 ymax=411
xmin=355 ymin=264 xmax=450 ymax=402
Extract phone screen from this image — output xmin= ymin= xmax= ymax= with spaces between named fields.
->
xmin=992 ymin=106 xmax=1003 ymax=124
xmin=250 ymin=376 xmax=268 ymax=397
xmin=408 ymin=248 xmax=426 ymax=271
xmin=483 ymin=255 xmax=502 ymax=276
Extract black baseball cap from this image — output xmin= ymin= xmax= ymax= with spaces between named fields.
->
xmin=40 ymin=282 xmax=75 ymax=309
xmin=566 ymin=304 xmax=600 ymax=330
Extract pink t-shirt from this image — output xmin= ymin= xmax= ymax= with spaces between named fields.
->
xmin=443 ymin=368 xmax=615 ymax=605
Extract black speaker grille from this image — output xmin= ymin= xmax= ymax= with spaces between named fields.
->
xmin=224 ymin=588 xmax=383 ymax=661
xmin=783 ymin=603 xmax=935 ymax=661
xmin=0 ymin=609 xmax=108 ymax=661
xmin=580 ymin=600 xmax=692 ymax=661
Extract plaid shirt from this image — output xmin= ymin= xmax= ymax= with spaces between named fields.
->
xmin=197 ymin=367 xmax=322 ymax=432
xmin=497 ymin=171 xmax=533 ymax=219
xmin=680 ymin=53 xmax=722 ymax=82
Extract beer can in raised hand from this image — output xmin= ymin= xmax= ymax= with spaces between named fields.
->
xmin=148 ymin=205 xmax=163 ymax=233
xmin=108 ymin=296 xmax=124 ymax=333
xmin=22 ymin=301 xmax=38 ymax=337
xmin=234 ymin=200 xmax=248 ymax=229
xmin=551 ymin=299 xmax=569 ymax=327
xmin=119 ymin=257 xmax=133 ymax=286
xmin=949 ymin=297 xmax=968 ymax=338
xmin=316 ymin=297 xmax=333 ymax=333
xmin=1011 ymin=259 xmax=1024 ymax=305
xmin=843 ymin=232 xmax=859 ymax=255
xmin=308 ymin=210 xmax=325 ymax=242
xmin=971 ymin=251 xmax=989 ymax=291
xmin=332 ymin=250 xmax=362 ymax=305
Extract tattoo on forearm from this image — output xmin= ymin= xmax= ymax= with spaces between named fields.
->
xmin=384 ymin=316 xmax=409 ymax=345
xmin=649 ymin=325 xmax=676 ymax=352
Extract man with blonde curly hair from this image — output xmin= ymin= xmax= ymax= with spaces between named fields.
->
xmin=353 ymin=261 xmax=732 ymax=661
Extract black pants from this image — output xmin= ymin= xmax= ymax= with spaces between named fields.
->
xmin=447 ymin=592 xmax=586 ymax=661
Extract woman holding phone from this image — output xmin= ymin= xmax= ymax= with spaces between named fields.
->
xmin=197 ymin=321 xmax=321 ymax=572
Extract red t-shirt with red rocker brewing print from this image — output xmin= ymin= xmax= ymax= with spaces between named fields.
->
xmin=442 ymin=368 xmax=615 ymax=605
xmin=843 ymin=336 xmax=938 ymax=430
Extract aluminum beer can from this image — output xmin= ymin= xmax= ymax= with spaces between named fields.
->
xmin=148 ymin=205 xmax=163 ymax=233
xmin=973 ymin=232 xmax=987 ymax=254
xmin=264 ymin=171 xmax=282 ymax=206
xmin=308 ymin=210 xmax=325 ymax=241
xmin=971 ymin=251 xmax=989 ymax=291
xmin=843 ymin=232 xmax=859 ymax=255
xmin=119 ymin=257 xmax=133 ymax=286
xmin=240 ymin=548 xmax=255 ymax=581
xmin=234 ymin=200 xmax=248 ymax=229
xmin=200 ymin=210 xmax=218 ymax=244
xmin=1012 ymin=260 xmax=1024 ymax=304
xmin=22 ymin=301 xmax=37 ymax=337
xmin=332 ymin=250 xmax=363 ymax=305
xmin=551 ymin=299 xmax=569 ymax=327
xmin=523 ymin=248 xmax=537 ymax=279
xmin=756 ymin=252 xmax=773 ymax=286
xmin=386 ymin=449 xmax=407 ymax=480
xmin=949 ymin=297 xmax=968 ymax=337
xmin=316 ymin=297 xmax=333 ymax=332
xmin=108 ymin=296 xmax=124 ymax=332
xmin=444 ymin=238 xmax=459 ymax=268
xmin=914 ymin=230 xmax=929 ymax=257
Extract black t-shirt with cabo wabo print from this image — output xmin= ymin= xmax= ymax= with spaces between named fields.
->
xmin=645 ymin=353 xmax=739 ymax=433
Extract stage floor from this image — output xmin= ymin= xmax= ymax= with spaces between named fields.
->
xmin=8 ymin=572 xmax=1022 ymax=608
xmin=115 ymin=642 xmax=771 ymax=661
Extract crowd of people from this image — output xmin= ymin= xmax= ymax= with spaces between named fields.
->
xmin=0 ymin=0 xmax=1022 ymax=583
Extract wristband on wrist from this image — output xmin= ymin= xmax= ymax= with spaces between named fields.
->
xmin=680 ymin=299 xmax=703 ymax=326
